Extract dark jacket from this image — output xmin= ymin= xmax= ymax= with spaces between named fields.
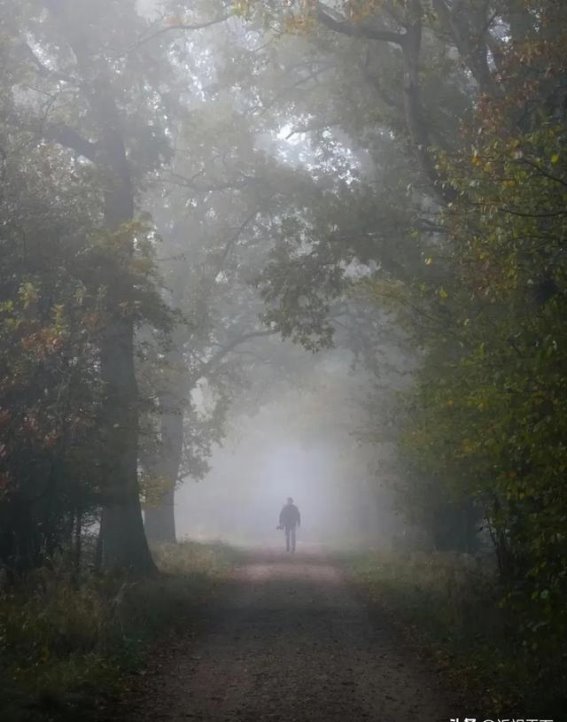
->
xmin=279 ymin=503 xmax=300 ymax=528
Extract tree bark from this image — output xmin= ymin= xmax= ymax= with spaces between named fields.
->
xmin=143 ymin=326 xmax=193 ymax=546
xmin=92 ymin=98 xmax=155 ymax=572
xmin=99 ymin=314 xmax=155 ymax=573
xmin=400 ymin=1 xmax=456 ymax=203
xmin=144 ymin=379 xmax=185 ymax=545
xmin=145 ymin=484 xmax=177 ymax=544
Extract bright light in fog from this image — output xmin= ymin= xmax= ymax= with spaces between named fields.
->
xmin=175 ymin=439 xmax=334 ymax=547
xmin=263 ymin=444 xmax=324 ymax=511
xmin=174 ymin=361 xmax=397 ymax=551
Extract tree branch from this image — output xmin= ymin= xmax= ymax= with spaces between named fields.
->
xmin=316 ymin=0 xmax=455 ymax=202
xmin=166 ymin=169 xmax=259 ymax=193
xmin=129 ymin=14 xmax=233 ymax=52
xmin=39 ymin=121 xmax=99 ymax=161
xmin=20 ymin=42 xmax=77 ymax=85
xmin=432 ymin=0 xmax=495 ymax=92
xmin=199 ymin=329 xmax=278 ymax=378
xmin=215 ymin=206 xmax=264 ymax=276
xmin=316 ymin=2 xmax=405 ymax=46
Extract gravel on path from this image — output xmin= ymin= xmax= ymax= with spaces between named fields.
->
xmin=117 ymin=549 xmax=456 ymax=722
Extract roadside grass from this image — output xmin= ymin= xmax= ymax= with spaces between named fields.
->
xmin=344 ymin=550 xmax=545 ymax=714
xmin=0 ymin=540 xmax=241 ymax=721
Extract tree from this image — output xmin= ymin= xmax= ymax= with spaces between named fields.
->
xmin=0 ymin=107 xmax=166 ymax=574
xmin=1 ymin=0 xmax=187 ymax=571
xmin=401 ymin=1 xmax=567 ymax=665
xmin=142 ymin=72 xmax=343 ymax=540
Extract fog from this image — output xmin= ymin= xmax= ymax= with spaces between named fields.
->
xmin=176 ymin=341 xmax=399 ymax=550
xmin=3 ymin=1 xmax=566 ymax=714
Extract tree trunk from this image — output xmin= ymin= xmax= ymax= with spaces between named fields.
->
xmin=145 ymin=484 xmax=177 ymax=544
xmin=401 ymin=2 xmax=455 ymax=203
xmin=99 ymin=316 xmax=155 ymax=573
xmin=93 ymin=84 xmax=156 ymax=572
xmin=73 ymin=506 xmax=82 ymax=580
xmin=96 ymin=167 xmax=155 ymax=573
xmin=100 ymin=502 xmax=154 ymax=572
xmin=144 ymin=352 xmax=185 ymax=546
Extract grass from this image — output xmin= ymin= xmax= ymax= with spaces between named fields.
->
xmin=0 ymin=540 xmax=241 ymax=721
xmin=4 ymin=542 xmax=562 ymax=719
xmin=344 ymin=550 xmax=554 ymax=715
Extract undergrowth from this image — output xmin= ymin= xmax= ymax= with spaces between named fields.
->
xmin=346 ymin=551 xmax=563 ymax=717
xmin=0 ymin=540 xmax=240 ymax=721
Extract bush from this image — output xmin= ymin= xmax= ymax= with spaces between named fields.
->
xmin=0 ymin=541 xmax=239 ymax=721
xmin=347 ymin=550 xmax=563 ymax=715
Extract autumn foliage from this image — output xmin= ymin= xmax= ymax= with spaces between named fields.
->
xmin=401 ymin=1 xmax=567 ymax=690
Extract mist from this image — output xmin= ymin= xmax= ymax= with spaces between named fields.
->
xmin=1 ymin=0 xmax=566 ymax=718
xmin=176 ymin=343 xmax=398 ymax=549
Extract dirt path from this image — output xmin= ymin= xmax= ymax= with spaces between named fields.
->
xmin=119 ymin=550 xmax=456 ymax=722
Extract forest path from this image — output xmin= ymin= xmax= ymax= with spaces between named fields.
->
xmin=118 ymin=549 xmax=455 ymax=722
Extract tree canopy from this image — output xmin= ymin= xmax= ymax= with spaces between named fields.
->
xmin=1 ymin=0 xmax=566 ymax=700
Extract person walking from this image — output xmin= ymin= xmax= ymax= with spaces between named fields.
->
xmin=278 ymin=497 xmax=301 ymax=553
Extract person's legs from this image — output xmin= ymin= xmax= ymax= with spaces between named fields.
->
xmin=290 ymin=526 xmax=296 ymax=553
xmin=285 ymin=526 xmax=290 ymax=552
